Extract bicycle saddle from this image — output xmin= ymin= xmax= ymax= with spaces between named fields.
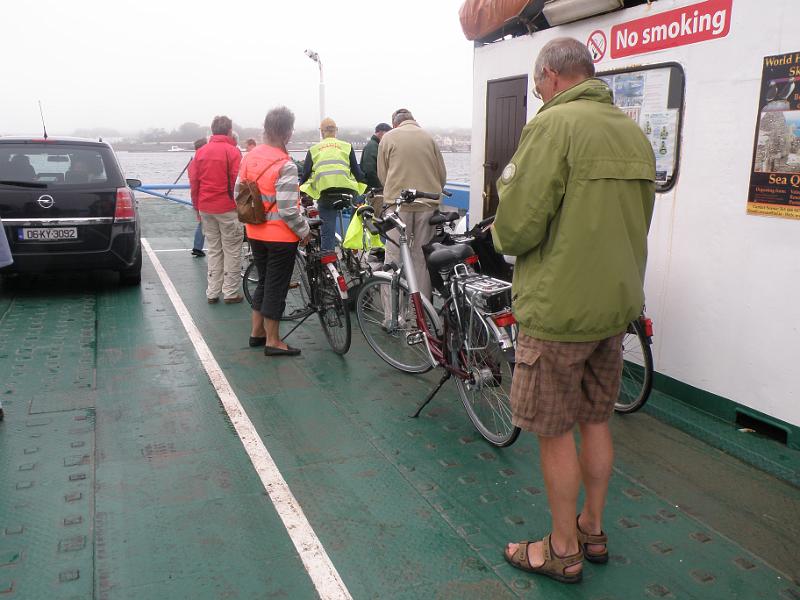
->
xmin=425 ymin=243 xmax=474 ymax=274
xmin=307 ymin=217 xmax=323 ymax=228
xmin=428 ymin=211 xmax=460 ymax=226
xmin=322 ymin=191 xmax=353 ymax=210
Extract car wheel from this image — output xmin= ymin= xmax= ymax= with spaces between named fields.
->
xmin=119 ymin=246 xmax=142 ymax=286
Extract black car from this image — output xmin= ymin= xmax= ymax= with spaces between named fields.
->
xmin=0 ymin=137 xmax=142 ymax=284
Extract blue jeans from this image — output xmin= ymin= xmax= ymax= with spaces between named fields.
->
xmin=317 ymin=204 xmax=339 ymax=253
xmin=193 ymin=222 xmax=204 ymax=251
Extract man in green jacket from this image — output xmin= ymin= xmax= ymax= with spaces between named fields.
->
xmin=360 ymin=122 xmax=392 ymax=212
xmin=494 ymin=37 xmax=655 ymax=584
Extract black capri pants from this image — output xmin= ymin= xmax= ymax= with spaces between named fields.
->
xmin=249 ymin=239 xmax=299 ymax=321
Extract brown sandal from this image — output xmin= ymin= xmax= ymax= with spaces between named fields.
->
xmin=576 ymin=516 xmax=609 ymax=564
xmin=503 ymin=534 xmax=583 ymax=584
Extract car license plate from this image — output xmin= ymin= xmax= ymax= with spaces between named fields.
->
xmin=18 ymin=227 xmax=78 ymax=241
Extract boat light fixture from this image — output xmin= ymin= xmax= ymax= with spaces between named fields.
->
xmin=543 ymin=0 xmax=624 ymax=26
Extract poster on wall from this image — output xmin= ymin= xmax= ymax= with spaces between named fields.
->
xmin=642 ymin=110 xmax=678 ymax=183
xmin=747 ymin=51 xmax=800 ymax=220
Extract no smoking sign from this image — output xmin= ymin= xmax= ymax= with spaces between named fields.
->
xmin=587 ymin=30 xmax=607 ymax=63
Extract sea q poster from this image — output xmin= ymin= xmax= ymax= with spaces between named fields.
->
xmin=747 ymin=51 xmax=800 ymax=220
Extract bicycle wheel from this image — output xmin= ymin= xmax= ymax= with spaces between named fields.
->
xmin=240 ymin=239 xmax=252 ymax=278
xmin=242 ymin=261 xmax=259 ymax=308
xmin=356 ymin=277 xmax=438 ymax=374
xmin=614 ymin=319 xmax=654 ymax=414
xmin=451 ymin=307 xmax=520 ymax=447
xmin=283 ymin=253 xmax=313 ymax=321
xmin=243 ymin=253 xmax=312 ymax=321
xmin=316 ymin=270 xmax=351 ymax=354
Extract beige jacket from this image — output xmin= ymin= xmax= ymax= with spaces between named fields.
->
xmin=377 ymin=120 xmax=447 ymax=211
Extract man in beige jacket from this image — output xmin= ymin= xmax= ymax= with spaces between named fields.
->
xmin=378 ymin=108 xmax=447 ymax=298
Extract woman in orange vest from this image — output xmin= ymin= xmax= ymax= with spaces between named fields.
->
xmin=238 ymin=106 xmax=311 ymax=356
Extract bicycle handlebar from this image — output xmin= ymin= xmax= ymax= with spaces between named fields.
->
xmin=364 ymin=219 xmax=380 ymax=235
xmin=355 ymin=205 xmax=381 ymax=235
xmin=400 ymin=189 xmax=440 ymax=203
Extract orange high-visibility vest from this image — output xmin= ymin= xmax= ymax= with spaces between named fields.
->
xmin=240 ymin=145 xmax=300 ymax=243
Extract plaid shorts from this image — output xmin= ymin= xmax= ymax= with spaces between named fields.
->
xmin=510 ymin=331 xmax=625 ymax=436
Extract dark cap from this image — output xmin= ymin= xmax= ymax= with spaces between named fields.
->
xmin=375 ymin=123 xmax=392 ymax=133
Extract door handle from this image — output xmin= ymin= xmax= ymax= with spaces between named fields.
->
xmin=483 ymin=161 xmax=498 ymax=170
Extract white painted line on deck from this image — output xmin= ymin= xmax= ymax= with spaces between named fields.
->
xmin=141 ymin=238 xmax=352 ymax=600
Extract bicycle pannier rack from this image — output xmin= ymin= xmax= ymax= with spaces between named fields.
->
xmin=454 ymin=269 xmax=513 ymax=315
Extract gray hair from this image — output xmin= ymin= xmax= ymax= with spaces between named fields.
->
xmin=534 ymin=37 xmax=595 ymax=83
xmin=263 ymin=106 xmax=295 ymax=143
xmin=391 ymin=108 xmax=414 ymax=127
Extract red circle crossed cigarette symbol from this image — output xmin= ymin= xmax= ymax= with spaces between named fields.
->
xmin=587 ymin=30 xmax=607 ymax=63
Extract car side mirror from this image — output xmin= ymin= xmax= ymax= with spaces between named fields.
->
xmin=126 ymin=178 xmax=142 ymax=189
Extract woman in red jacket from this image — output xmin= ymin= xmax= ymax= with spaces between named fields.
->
xmin=189 ymin=116 xmax=243 ymax=303
xmin=238 ymin=107 xmax=310 ymax=356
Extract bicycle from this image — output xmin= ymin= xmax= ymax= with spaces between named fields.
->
xmin=324 ymin=189 xmax=384 ymax=302
xmin=462 ymin=215 xmax=655 ymax=414
xmin=356 ymin=189 xmax=520 ymax=447
xmin=274 ymin=216 xmax=351 ymax=354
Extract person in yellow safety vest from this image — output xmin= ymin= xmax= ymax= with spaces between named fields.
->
xmin=299 ymin=117 xmax=367 ymax=252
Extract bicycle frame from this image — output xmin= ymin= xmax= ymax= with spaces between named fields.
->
xmin=382 ymin=211 xmax=476 ymax=380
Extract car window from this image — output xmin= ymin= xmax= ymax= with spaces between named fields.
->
xmin=0 ymin=145 xmax=119 ymax=188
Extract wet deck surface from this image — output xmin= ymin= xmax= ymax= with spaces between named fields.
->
xmin=1 ymin=196 xmax=799 ymax=599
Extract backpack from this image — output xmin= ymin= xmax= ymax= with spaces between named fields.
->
xmin=235 ymin=158 xmax=284 ymax=225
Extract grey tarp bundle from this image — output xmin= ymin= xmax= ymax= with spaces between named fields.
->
xmin=0 ymin=218 xmax=13 ymax=267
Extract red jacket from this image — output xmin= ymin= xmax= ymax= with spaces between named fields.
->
xmin=189 ymin=135 xmax=242 ymax=214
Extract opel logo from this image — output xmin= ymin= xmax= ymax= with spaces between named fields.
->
xmin=37 ymin=194 xmax=55 ymax=208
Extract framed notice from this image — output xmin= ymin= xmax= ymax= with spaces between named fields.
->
xmin=747 ymin=51 xmax=800 ymax=220
xmin=598 ymin=62 xmax=685 ymax=192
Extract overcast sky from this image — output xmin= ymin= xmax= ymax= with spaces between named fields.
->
xmin=1 ymin=0 xmax=475 ymax=136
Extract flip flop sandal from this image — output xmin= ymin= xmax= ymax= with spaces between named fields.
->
xmin=577 ymin=516 xmax=609 ymax=564
xmin=503 ymin=534 xmax=583 ymax=584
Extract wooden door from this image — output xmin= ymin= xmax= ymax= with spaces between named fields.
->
xmin=484 ymin=76 xmax=528 ymax=217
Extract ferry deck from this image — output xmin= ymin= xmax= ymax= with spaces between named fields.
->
xmin=1 ymin=196 xmax=799 ymax=599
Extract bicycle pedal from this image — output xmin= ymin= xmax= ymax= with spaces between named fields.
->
xmin=406 ymin=331 xmax=424 ymax=346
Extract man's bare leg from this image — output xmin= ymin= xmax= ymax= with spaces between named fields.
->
xmin=577 ymin=420 xmax=613 ymax=554
xmin=506 ymin=430 xmax=582 ymax=573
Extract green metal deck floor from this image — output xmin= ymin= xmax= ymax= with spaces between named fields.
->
xmin=1 ymin=196 xmax=799 ymax=599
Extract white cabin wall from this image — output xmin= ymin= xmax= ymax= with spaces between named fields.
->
xmin=470 ymin=0 xmax=800 ymax=426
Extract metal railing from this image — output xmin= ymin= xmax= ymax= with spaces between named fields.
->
xmin=133 ymin=184 xmax=192 ymax=206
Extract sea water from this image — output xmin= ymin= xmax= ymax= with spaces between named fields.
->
xmin=117 ymin=150 xmax=471 ymax=203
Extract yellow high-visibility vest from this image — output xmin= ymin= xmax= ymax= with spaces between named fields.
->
xmin=300 ymin=138 xmax=367 ymax=200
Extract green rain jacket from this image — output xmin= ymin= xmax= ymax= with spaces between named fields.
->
xmin=360 ymin=135 xmax=382 ymax=189
xmin=492 ymin=78 xmax=655 ymax=342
